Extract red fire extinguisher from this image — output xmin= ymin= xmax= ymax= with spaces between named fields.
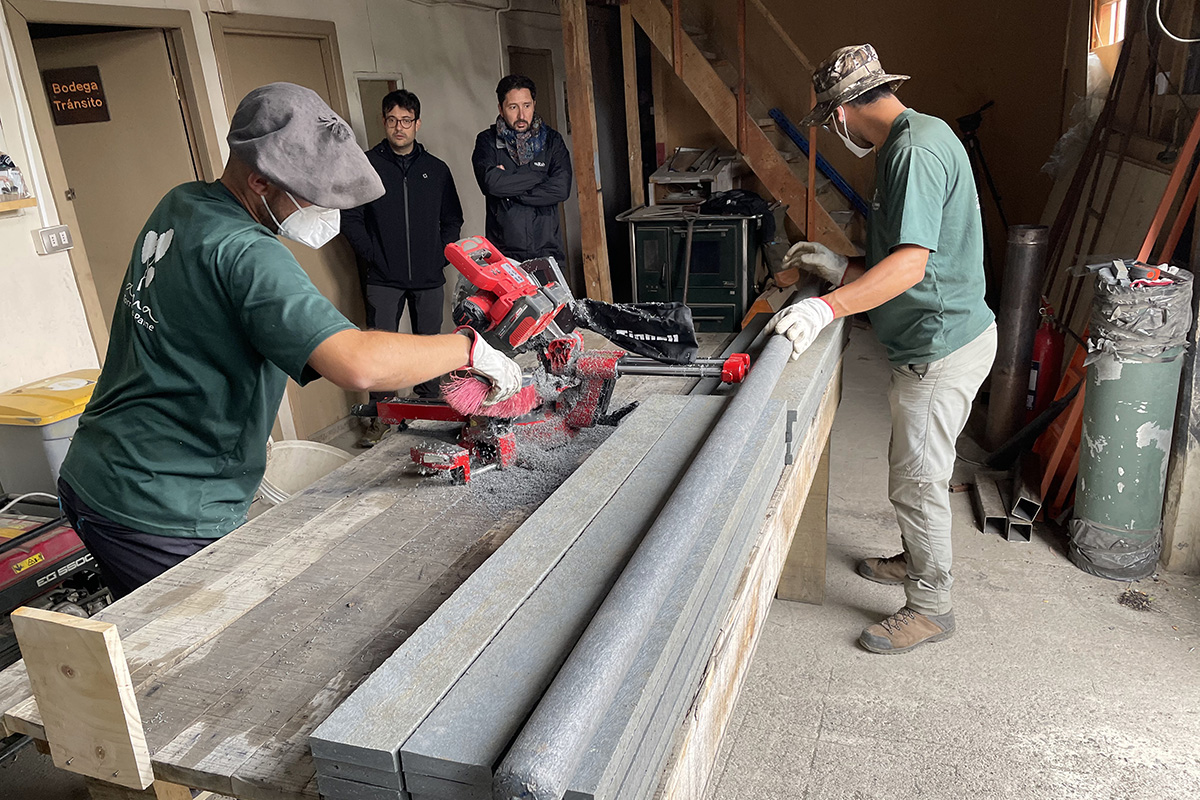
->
xmin=1026 ymin=299 xmax=1065 ymax=423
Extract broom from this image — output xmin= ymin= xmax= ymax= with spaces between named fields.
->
xmin=441 ymin=372 xmax=540 ymax=418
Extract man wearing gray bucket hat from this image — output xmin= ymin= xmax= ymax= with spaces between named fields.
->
xmin=57 ymin=82 xmax=521 ymax=598
xmin=767 ymin=45 xmax=997 ymax=654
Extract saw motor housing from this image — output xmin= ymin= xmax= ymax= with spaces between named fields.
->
xmin=446 ymin=237 xmax=572 ymax=350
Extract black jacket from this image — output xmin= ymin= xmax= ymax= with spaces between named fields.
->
xmin=341 ymin=141 xmax=464 ymax=289
xmin=471 ymin=124 xmax=572 ymax=262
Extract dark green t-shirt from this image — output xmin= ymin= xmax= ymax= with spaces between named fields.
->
xmin=61 ymin=181 xmax=355 ymax=538
xmin=865 ymin=109 xmax=994 ymax=365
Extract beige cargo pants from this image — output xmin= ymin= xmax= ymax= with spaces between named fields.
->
xmin=887 ymin=323 xmax=997 ymax=615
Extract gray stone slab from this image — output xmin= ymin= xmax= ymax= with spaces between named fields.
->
xmin=565 ymin=401 xmax=786 ymax=800
xmin=314 ymin=757 xmax=403 ymax=790
xmin=616 ymin=432 xmax=783 ymax=800
xmin=310 ymin=396 xmax=692 ymax=772
xmin=774 ymin=318 xmax=846 ymax=465
xmin=315 ymin=772 xmax=411 ymax=800
xmin=403 ymin=771 xmax=489 ymax=800
xmin=400 ymin=397 xmax=728 ymax=786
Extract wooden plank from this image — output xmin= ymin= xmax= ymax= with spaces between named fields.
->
xmin=561 ymin=0 xmax=612 ymax=302
xmin=400 ymin=397 xmax=727 ymax=787
xmin=0 ymin=441 xmax=417 ymax=738
xmin=11 ymin=608 xmax=153 ymax=789
xmin=627 ymin=0 xmax=856 ymax=256
xmin=309 ymin=397 xmax=689 ymax=773
xmin=654 ymin=365 xmax=841 ymax=800
xmin=775 ymin=440 xmax=829 ymax=604
xmin=566 ymin=401 xmax=785 ymax=800
xmin=747 ymin=0 xmax=813 ymax=71
xmin=153 ymin=508 xmax=526 ymax=800
xmin=620 ymin=4 xmax=645 ymax=208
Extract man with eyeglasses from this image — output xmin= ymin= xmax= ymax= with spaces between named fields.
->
xmin=471 ymin=75 xmax=572 ymax=264
xmin=342 ymin=90 xmax=464 ymax=444
xmin=767 ymin=45 xmax=996 ymax=655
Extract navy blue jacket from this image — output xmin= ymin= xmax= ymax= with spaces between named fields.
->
xmin=471 ymin=124 xmax=572 ymax=262
xmin=342 ymin=141 xmax=463 ymax=289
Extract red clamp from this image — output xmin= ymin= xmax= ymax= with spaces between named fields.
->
xmin=721 ymin=353 xmax=751 ymax=384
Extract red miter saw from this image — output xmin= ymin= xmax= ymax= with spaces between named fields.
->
xmin=354 ymin=237 xmax=750 ymax=482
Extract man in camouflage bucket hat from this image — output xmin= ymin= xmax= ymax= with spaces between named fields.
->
xmin=57 ymin=83 xmax=521 ymax=597
xmin=767 ymin=45 xmax=997 ymax=655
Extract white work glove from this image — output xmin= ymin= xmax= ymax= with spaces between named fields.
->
xmin=767 ymin=297 xmax=835 ymax=360
xmin=456 ymin=327 xmax=522 ymax=404
xmin=782 ymin=241 xmax=849 ymax=286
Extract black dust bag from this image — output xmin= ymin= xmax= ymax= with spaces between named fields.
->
xmin=573 ymin=299 xmax=699 ymax=364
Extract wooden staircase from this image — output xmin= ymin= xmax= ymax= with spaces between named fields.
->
xmin=628 ymin=0 xmax=861 ymax=256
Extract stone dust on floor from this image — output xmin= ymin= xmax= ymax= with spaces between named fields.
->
xmin=702 ymin=327 xmax=1200 ymax=800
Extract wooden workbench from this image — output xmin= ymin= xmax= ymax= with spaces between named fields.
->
xmin=0 ymin=328 xmax=843 ymax=800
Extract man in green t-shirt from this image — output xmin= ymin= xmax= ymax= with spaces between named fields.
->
xmin=58 ymin=83 xmax=521 ymax=598
xmin=767 ymin=45 xmax=997 ymax=654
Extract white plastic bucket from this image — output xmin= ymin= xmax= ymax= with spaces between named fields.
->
xmin=259 ymin=440 xmax=354 ymax=506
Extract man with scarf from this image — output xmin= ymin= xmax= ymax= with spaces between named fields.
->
xmin=471 ymin=75 xmax=572 ymax=262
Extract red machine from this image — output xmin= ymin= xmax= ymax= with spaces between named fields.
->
xmin=357 ymin=237 xmax=751 ymax=482
xmin=0 ymin=510 xmax=111 ymax=667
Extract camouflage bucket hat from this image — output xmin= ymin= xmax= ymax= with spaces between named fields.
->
xmin=799 ymin=44 xmax=909 ymax=128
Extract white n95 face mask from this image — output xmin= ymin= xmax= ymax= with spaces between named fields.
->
xmin=263 ymin=191 xmax=340 ymax=249
xmin=833 ymin=108 xmax=873 ymax=159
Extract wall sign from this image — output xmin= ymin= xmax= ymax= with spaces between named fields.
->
xmin=42 ymin=66 xmax=110 ymax=125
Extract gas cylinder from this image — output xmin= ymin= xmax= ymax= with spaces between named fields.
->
xmin=1026 ymin=302 xmax=1064 ymax=423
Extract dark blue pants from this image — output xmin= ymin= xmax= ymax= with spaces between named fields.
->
xmin=364 ymin=283 xmax=444 ymax=399
xmin=58 ymin=479 xmax=218 ymax=599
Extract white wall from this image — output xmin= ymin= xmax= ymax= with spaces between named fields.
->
xmin=0 ymin=0 xmax=522 ymax=393
xmin=0 ymin=4 xmax=98 ymax=393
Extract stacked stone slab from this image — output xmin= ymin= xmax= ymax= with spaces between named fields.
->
xmin=311 ymin=326 xmax=837 ymax=800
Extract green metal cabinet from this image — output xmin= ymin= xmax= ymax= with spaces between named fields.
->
xmin=626 ymin=213 xmax=759 ymax=332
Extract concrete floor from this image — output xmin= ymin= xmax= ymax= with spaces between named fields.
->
xmin=703 ymin=328 xmax=1200 ymax=800
xmin=3 ymin=329 xmax=1199 ymax=799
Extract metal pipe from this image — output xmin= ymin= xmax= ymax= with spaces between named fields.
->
xmin=985 ymin=225 xmax=1048 ymax=452
xmin=493 ymin=334 xmax=794 ymax=800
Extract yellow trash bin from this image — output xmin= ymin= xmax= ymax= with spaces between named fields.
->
xmin=0 ymin=369 xmax=101 ymax=494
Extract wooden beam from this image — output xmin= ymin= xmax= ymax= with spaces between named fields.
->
xmin=776 ymin=440 xmax=829 ymax=604
xmin=671 ymin=0 xmax=682 ymax=76
xmin=620 ymin=4 xmax=645 ymax=207
xmin=561 ymin=0 xmax=613 ymax=301
xmin=747 ymin=0 xmax=814 ymax=71
xmin=736 ymin=0 xmax=747 ymax=152
xmin=11 ymin=608 xmax=153 ymax=790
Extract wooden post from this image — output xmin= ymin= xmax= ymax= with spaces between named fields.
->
xmin=671 ymin=0 xmax=682 ymax=77
xmin=561 ymin=0 xmax=613 ymax=302
xmin=620 ymin=4 xmax=645 ymax=208
xmin=807 ymin=85 xmax=818 ymax=239
xmin=776 ymin=440 xmax=829 ymax=604
xmin=736 ymin=0 xmax=746 ymax=153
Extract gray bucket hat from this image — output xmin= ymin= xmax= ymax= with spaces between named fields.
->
xmin=799 ymin=44 xmax=909 ymax=128
xmin=227 ymin=82 xmax=384 ymax=210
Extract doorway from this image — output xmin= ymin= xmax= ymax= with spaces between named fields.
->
xmin=30 ymin=25 xmax=201 ymax=332
xmin=209 ymin=15 xmax=362 ymax=440
xmin=357 ymin=75 xmax=402 ymax=150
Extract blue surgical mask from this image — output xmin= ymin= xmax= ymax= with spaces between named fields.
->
xmin=263 ymin=191 xmax=340 ymax=249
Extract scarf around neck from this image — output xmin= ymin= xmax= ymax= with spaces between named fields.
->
xmin=495 ymin=114 xmax=547 ymax=166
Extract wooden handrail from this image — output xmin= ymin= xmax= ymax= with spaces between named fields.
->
xmin=748 ymin=0 xmax=813 ymax=72
xmin=672 ymin=0 xmax=682 ymax=76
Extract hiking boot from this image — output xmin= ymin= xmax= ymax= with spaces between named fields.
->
xmin=859 ymin=607 xmax=955 ymax=655
xmin=857 ymin=553 xmax=907 ymax=585
xmin=357 ymin=419 xmax=393 ymax=448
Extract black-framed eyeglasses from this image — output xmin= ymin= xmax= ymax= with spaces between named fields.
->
xmin=385 ymin=116 xmax=417 ymax=129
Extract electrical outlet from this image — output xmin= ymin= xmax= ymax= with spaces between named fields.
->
xmin=33 ymin=224 xmax=74 ymax=255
